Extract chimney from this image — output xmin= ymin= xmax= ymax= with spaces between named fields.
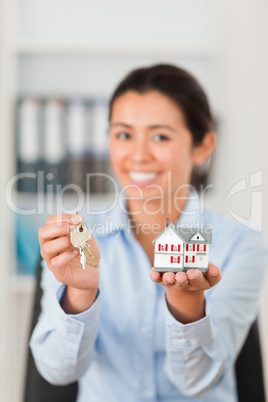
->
xmin=165 ymin=218 xmax=169 ymax=228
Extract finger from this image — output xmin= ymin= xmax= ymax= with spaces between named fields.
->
xmin=205 ymin=262 xmax=222 ymax=287
xmin=46 ymin=213 xmax=83 ymax=225
xmin=42 ymin=235 xmax=72 ymax=258
xmin=162 ymin=272 xmax=176 ymax=287
xmin=49 ymin=250 xmax=80 ymax=280
xmin=185 ymin=269 xmax=204 ymax=288
xmin=46 ymin=215 xmax=96 ymax=246
xmin=38 ymin=222 xmax=72 ymax=243
xmin=174 ymin=271 xmax=189 ymax=290
xmin=150 ymin=267 xmax=162 ymax=283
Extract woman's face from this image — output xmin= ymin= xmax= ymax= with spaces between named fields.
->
xmin=109 ymin=90 xmax=208 ymax=211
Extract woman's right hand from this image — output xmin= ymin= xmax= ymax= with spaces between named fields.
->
xmin=39 ymin=214 xmax=100 ymax=313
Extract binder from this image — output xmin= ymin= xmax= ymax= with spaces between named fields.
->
xmin=65 ymin=99 xmax=88 ymax=192
xmin=17 ymin=97 xmax=41 ymax=192
xmin=87 ymin=99 xmax=111 ymax=193
xmin=43 ymin=98 xmax=65 ymax=191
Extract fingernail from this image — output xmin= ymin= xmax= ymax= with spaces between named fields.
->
xmin=73 ymin=249 xmax=79 ymax=255
xmin=167 ymin=274 xmax=175 ymax=283
xmin=187 ymin=272 xmax=196 ymax=280
xmin=70 ymin=215 xmax=82 ymax=224
xmin=210 ymin=270 xmax=219 ymax=277
xmin=176 ymin=273 xmax=186 ymax=282
xmin=151 ymin=273 xmax=159 ymax=281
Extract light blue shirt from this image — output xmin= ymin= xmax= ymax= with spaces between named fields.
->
xmin=30 ymin=193 xmax=268 ymax=402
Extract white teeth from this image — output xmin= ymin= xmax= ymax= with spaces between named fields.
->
xmin=128 ymin=172 xmax=157 ymax=182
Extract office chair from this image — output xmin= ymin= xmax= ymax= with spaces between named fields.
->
xmin=24 ymin=259 xmax=266 ymax=402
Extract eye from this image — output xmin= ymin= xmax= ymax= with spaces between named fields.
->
xmin=116 ymin=132 xmax=132 ymax=140
xmin=153 ymin=134 xmax=170 ymax=142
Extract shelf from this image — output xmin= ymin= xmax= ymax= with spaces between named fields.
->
xmin=9 ymin=274 xmax=36 ymax=294
xmin=12 ymin=190 xmax=117 ymax=210
xmin=12 ymin=39 xmax=217 ymax=59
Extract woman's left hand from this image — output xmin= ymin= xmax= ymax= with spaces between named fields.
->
xmin=149 ymin=262 xmax=221 ymax=323
xmin=150 ymin=262 xmax=221 ymax=291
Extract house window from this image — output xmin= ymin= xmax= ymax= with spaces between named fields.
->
xmin=171 ymin=256 xmax=180 ymax=264
xmin=199 ymin=244 xmax=204 ymax=252
xmin=161 ymin=245 xmax=165 ymax=251
xmin=189 ymin=244 xmax=193 ymax=251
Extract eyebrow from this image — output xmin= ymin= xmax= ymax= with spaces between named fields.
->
xmin=110 ymin=123 xmax=132 ymax=129
xmin=110 ymin=123 xmax=176 ymax=132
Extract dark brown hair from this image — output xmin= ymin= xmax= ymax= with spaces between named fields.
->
xmin=109 ymin=64 xmax=215 ymax=146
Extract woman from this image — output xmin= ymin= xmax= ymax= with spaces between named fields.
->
xmin=32 ymin=65 xmax=268 ymax=401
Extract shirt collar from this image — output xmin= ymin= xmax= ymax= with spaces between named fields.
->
xmin=84 ymin=188 xmax=204 ymax=238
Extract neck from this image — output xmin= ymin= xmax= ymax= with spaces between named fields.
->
xmin=126 ymin=197 xmax=188 ymax=266
xmin=127 ymin=196 xmax=188 ymax=240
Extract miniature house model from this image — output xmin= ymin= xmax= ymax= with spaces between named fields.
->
xmin=152 ymin=221 xmax=212 ymax=272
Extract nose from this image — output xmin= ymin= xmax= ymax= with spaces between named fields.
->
xmin=130 ymin=136 xmax=152 ymax=163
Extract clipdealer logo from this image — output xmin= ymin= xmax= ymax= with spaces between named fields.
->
xmin=227 ymin=170 xmax=263 ymax=232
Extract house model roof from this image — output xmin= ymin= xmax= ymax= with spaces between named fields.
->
xmin=152 ymin=223 xmax=212 ymax=245
xmin=177 ymin=227 xmax=212 ymax=244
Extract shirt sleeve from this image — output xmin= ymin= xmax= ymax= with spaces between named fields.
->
xmin=163 ymin=228 xmax=268 ymax=397
xmin=29 ymin=260 xmax=101 ymax=385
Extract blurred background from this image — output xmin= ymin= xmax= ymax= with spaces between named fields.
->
xmin=1 ymin=0 xmax=268 ymax=401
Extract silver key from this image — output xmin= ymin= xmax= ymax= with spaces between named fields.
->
xmin=70 ymin=215 xmax=98 ymax=269
xmin=80 ymin=248 xmax=87 ymax=270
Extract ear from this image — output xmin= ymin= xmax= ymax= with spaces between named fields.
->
xmin=192 ymin=131 xmax=215 ymax=166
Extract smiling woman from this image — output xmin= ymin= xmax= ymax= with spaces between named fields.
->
xmin=109 ymin=64 xmax=215 ymax=145
xmin=30 ymin=64 xmax=268 ymax=402
xmin=109 ymin=90 xmax=215 ymax=215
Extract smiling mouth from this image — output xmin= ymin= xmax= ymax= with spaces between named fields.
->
xmin=127 ymin=171 xmax=159 ymax=183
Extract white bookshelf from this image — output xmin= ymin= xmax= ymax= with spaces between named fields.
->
xmin=12 ymin=39 xmax=217 ymax=58
xmin=9 ymin=274 xmax=36 ymax=293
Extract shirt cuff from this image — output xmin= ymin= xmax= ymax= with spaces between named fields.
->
xmin=39 ymin=284 xmax=101 ymax=365
xmin=55 ymin=284 xmax=101 ymax=325
xmin=164 ymin=293 xmax=215 ymax=349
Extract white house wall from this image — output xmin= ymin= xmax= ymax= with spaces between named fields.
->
xmin=154 ymin=228 xmax=184 ymax=270
xmin=154 ymin=253 xmax=183 ymax=270
xmin=154 ymin=229 xmax=184 ymax=253
xmin=184 ymin=253 xmax=208 ymax=269
xmin=184 ymin=244 xmax=209 ymax=269
xmin=197 ymin=254 xmax=209 ymax=269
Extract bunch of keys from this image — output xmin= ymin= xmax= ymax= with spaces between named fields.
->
xmin=70 ymin=212 xmax=98 ymax=269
